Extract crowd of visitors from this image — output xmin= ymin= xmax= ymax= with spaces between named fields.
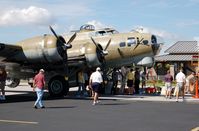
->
xmin=0 ymin=65 xmax=198 ymax=105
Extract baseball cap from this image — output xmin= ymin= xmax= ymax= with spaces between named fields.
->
xmin=96 ymin=67 xmax=101 ymax=71
xmin=39 ymin=69 xmax=45 ymax=72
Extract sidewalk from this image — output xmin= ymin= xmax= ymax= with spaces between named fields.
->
xmin=100 ymin=94 xmax=199 ymax=103
xmin=4 ymin=83 xmax=199 ymax=103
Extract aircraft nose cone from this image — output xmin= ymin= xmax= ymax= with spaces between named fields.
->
xmin=151 ymin=35 xmax=163 ymax=55
xmin=152 ymin=43 xmax=160 ymax=55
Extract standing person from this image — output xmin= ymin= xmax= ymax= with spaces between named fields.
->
xmin=140 ymin=69 xmax=146 ymax=94
xmin=77 ymin=70 xmax=86 ymax=97
xmin=134 ymin=68 xmax=140 ymax=94
xmin=185 ymin=72 xmax=195 ymax=94
xmin=33 ymin=69 xmax=45 ymax=109
xmin=120 ymin=66 xmax=127 ymax=94
xmin=84 ymin=71 xmax=89 ymax=96
xmin=0 ymin=66 xmax=7 ymax=100
xmin=175 ymin=69 xmax=186 ymax=102
xmin=164 ymin=70 xmax=173 ymax=99
xmin=126 ymin=69 xmax=135 ymax=95
xmin=111 ymin=68 xmax=119 ymax=95
xmin=89 ymin=67 xmax=103 ymax=105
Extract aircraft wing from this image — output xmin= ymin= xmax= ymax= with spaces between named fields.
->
xmin=0 ymin=43 xmax=23 ymax=62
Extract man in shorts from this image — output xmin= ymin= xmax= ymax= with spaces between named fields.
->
xmin=89 ymin=67 xmax=103 ymax=105
xmin=175 ymin=69 xmax=186 ymax=102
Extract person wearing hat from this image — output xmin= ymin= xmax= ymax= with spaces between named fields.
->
xmin=89 ymin=67 xmax=103 ymax=105
xmin=175 ymin=69 xmax=186 ymax=102
xmin=33 ymin=69 xmax=45 ymax=109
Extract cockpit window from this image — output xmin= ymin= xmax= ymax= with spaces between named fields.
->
xmin=127 ymin=37 xmax=136 ymax=46
xmin=96 ymin=31 xmax=106 ymax=36
xmin=95 ymin=29 xmax=119 ymax=36
xmin=107 ymin=30 xmax=119 ymax=34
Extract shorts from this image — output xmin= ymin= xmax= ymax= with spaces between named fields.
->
xmin=175 ymin=82 xmax=184 ymax=92
xmin=127 ymin=80 xmax=134 ymax=87
xmin=91 ymin=82 xmax=101 ymax=93
xmin=165 ymin=82 xmax=172 ymax=91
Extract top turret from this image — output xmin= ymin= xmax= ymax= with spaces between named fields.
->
xmin=80 ymin=24 xmax=95 ymax=32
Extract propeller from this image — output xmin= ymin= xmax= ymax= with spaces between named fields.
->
xmin=133 ymin=37 xmax=144 ymax=50
xmin=90 ymin=37 xmax=111 ymax=72
xmin=49 ymin=26 xmax=76 ymax=49
xmin=91 ymin=37 xmax=111 ymax=56
xmin=49 ymin=26 xmax=76 ymax=87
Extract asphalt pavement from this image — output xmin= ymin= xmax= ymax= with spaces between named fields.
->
xmin=1 ymin=83 xmax=199 ymax=131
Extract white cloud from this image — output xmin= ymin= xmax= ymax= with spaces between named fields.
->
xmin=0 ymin=6 xmax=54 ymax=27
xmin=86 ymin=20 xmax=110 ymax=29
xmin=133 ymin=25 xmax=179 ymax=41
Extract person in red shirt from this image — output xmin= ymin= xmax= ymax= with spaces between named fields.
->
xmin=33 ymin=69 xmax=45 ymax=109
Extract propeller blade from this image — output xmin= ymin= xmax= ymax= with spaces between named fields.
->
xmin=49 ymin=26 xmax=67 ymax=47
xmin=104 ymin=39 xmax=111 ymax=51
xmin=66 ymin=33 xmax=76 ymax=45
xmin=133 ymin=43 xmax=140 ymax=50
xmin=117 ymin=48 xmax=124 ymax=58
xmin=49 ymin=26 xmax=59 ymax=40
xmin=91 ymin=37 xmax=101 ymax=51
xmin=133 ymin=38 xmax=144 ymax=50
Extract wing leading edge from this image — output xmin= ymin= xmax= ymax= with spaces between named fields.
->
xmin=0 ymin=43 xmax=23 ymax=62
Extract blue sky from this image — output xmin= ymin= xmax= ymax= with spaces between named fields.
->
xmin=0 ymin=0 xmax=199 ymax=54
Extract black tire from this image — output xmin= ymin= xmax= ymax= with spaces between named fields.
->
xmin=6 ymin=78 xmax=20 ymax=88
xmin=48 ymin=76 xmax=69 ymax=97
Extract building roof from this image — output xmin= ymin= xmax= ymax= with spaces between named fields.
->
xmin=155 ymin=54 xmax=194 ymax=61
xmin=165 ymin=41 xmax=198 ymax=53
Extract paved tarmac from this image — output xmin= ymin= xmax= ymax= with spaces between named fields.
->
xmin=1 ymin=83 xmax=199 ymax=131
xmin=0 ymin=83 xmax=199 ymax=131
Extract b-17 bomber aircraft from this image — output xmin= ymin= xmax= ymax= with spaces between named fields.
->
xmin=0 ymin=24 xmax=162 ymax=96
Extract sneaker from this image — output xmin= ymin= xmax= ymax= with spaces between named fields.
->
xmin=176 ymin=99 xmax=178 ymax=102
xmin=92 ymin=102 xmax=96 ymax=105
xmin=34 ymin=105 xmax=38 ymax=109
xmin=41 ymin=106 xmax=45 ymax=108
xmin=96 ymin=100 xmax=101 ymax=104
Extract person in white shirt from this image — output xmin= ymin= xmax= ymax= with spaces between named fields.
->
xmin=175 ymin=69 xmax=186 ymax=102
xmin=89 ymin=67 xmax=103 ymax=105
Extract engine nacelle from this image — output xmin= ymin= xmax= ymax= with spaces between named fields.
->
xmin=16 ymin=34 xmax=64 ymax=63
xmin=84 ymin=43 xmax=104 ymax=67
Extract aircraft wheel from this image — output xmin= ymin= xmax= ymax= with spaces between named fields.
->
xmin=48 ymin=76 xmax=69 ymax=97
